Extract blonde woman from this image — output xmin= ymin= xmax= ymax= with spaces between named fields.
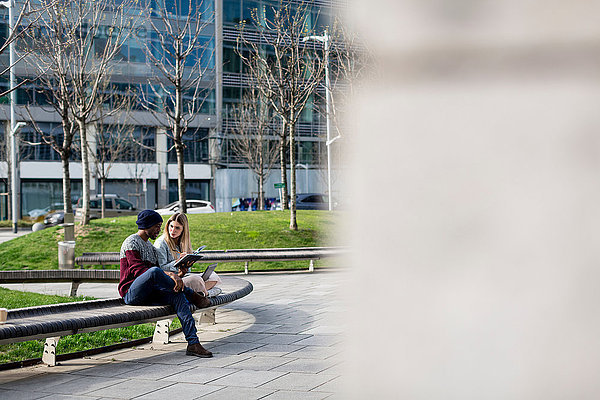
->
xmin=154 ymin=212 xmax=221 ymax=295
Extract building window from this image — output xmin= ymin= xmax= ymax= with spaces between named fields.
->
xmin=167 ymin=127 xmax=209 ymax=163
xmin=168 ymin=179 xmax=210 ymax=202
xmin=20 ymin=123 xmax=72 ymax=162
xmin=223 ymin=0 xmax=241 ymax=24
xmin=21 ymin=180 xmax=82 ymax=218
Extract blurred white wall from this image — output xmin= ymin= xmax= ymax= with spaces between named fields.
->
xmin=343 ymin=1 xmax=600 ymax=398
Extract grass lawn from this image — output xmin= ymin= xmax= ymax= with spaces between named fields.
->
xmin=0 ymin=210 xmax=339 ymax=271
xmin=0 ymin=287 xmax=181 ymax=363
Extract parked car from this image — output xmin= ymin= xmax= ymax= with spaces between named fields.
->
xmin=295 ymin=193 xmax=330 ymax=210
xmin=44 ymin=210 xmax=65 ymax=227
xmin=75 ymin=194 xmax=137 ymax=220
xmin=28 ymin=203 xmax=64 ymax=219
xmin=155 ymin=199 xmax=215 ymax=215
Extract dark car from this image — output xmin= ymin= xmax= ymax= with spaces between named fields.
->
xmin=44 ymin=210 xmax=65 ymax=226
xmin=295 ymin=193 xmax=330 ymax=210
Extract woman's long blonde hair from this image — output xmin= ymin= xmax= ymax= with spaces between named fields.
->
xmin=163 ymin=213 xmax=192 ymax=257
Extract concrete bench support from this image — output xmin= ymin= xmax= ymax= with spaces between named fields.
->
xmin=69 ymin=281 xmax=81 ymax=297
xmin=152 ymin=318 xmax=174 ymax=344
xmin=42 ymin=337 xmax=60 ymax=366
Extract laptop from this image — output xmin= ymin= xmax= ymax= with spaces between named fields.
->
xmin=201 ymin=263 xmax=217 ymax=281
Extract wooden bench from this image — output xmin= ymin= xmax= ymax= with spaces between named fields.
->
xmin=75 ymin=246 xmax=346 ymax=273
xmin=0 ymin=269 xmax=121 ymax=296
xmin=0 ymin=276 xmax=253 ymax=366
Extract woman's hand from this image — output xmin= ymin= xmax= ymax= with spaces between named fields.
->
xmin=177 ymin=266 xmax=188 ymax=278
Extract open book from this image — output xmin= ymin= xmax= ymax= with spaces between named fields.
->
xmin=173 ymin=245 xmax=207 ymax=270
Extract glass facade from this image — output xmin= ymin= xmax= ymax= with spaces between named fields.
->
xmin=21 ymin=180 xmax=82 ymax=217
xmin=20 ymin=123 xmax=81 ymax=162
xmin=98 ymin=126 xmax=156 ymax=163
xmin=167 ymin=127 xmax=209 ymax=163
xmin=168 ymin=179 xmax=210 ymax=202
xmin=0 ymin=0 xmax=334 ymax=217
xmin=220 ymin=0 xmax=332 ymax=166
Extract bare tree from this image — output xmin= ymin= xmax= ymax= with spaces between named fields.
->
xmin=22 ymin=107 xmax=77 ymax=212
xmin=23 ymin=0 xmax=141 ymax=224
xmin=90 ymin=93 xmax=136 ymax=219
xmin=238 ymin=0 xmax=325 ymax=230
xmin=139 ymin=0 xmax=214 ymax=213
xmin=229 ymin=89 xmax=280 ymax=211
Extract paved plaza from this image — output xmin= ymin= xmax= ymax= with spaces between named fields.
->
xmin=0 ymin=271 xmax=348 ymax=399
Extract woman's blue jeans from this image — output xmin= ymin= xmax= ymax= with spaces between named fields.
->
xmin=123 ymin=267 xmax=199 ymax=345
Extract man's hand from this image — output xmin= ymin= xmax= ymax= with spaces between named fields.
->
xmin=165 ymin=271 xmax=184 ymax=292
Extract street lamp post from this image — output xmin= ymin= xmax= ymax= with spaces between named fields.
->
xmin=296 ymin=163 xmax=308 ymax=193
xmin=303 ymin=31 xmax=339 ymax=211
xmin=0 ymin=0 xmax=20 ymax=233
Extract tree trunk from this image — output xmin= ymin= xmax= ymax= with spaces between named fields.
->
xmin=176 ymin=140 xmax=187 ymax=213
xmin=288 ymin=119 xmax=297 ymax=230
xmin=79 ymin=120 xmax=90 ymax=225
xmin=61 ymin=156 xmax=72 ymax=213
xmin=279 ymin=120 xmax=289 ymax=210
xmin=100 ymin=177 xmax=105 ymax=219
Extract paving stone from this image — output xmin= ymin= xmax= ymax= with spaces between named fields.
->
xmin=255 ymin=333 xmax=312 ymax=345
xmin=220 ymin=332 xmax=276 ymax=343
xmin=260 ymin=372 xmax=338 ymax=392
xmin=39 ymin=376 xmax=127 ymax=396
xmin=209 ymin=341 xmax=266 ymax=355
xmin=285 ymin=345 xmax=340 ymax=360
xmin=161 ymin=367 xmax=238 ymax=384
xmin=95 ymin=348 xmax=160 ymax=363
xmin=293 ymin=335 xmax=341 ymax=347
xmin=38 ymin=395 xmax=102 ymax=400
xmin=262 ymin=390 xmax=330 ymax=400
xmin=134 ymin=382 xmax=222 ymax=399
xmin=248 ymin=343 xmax=306 ymax=357
xmin=0 ymin=388 xmax=51 ymax=400
xmin=200 ymin=386 xmax=275 ymax=400
xmin=85 ymin=379 xmax=173 ymax=398
xmin=263 ymin=325 xmax=314 ymax=334
xmin=272 ymin=358 xmax=339 ymax=374
xmin=299 ymin=326 xmax=344 ymax=335
xmin=239 ymin=324 xmax=282 ymax=333
xmin=0 ymin=367 xmax=47 ymax=385
xmin=118 ymin=363 xmax=194 ymax=380
xmin=227 ymin=356 xmax=296 ymax=371
xmin=311 ymin=376 xmax=343 ymax=393
xmin=1 ymin=373 xmax=80 ymax=391
xmin=182 ymin=354 xmax=253 ymax=368
xmin=209 ymin=369 xmax=286 ymax=388
xmin=72 ymin=361 xmax=147 ymax=377
xmin=140 ymin=350 xmax=193 ymax=365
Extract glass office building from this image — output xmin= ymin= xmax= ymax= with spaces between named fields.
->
xmin=0 ymin=0 xmax=335 ymax=217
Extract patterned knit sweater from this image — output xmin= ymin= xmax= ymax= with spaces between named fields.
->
xmin=118 ymin=233 xmax=159 ymax=297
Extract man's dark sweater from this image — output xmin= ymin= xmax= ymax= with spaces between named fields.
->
xmin=118 ymin=233 xmax=160 ymax=297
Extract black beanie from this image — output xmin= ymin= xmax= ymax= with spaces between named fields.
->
xmin=136 ymin=209 xmax=163 ymax=230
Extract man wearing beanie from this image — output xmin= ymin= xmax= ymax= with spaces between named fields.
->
xmin=118 ymin=209 xmax=213 ymax=358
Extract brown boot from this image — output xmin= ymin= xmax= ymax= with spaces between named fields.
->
xmin=186 ymin=343 xmax=213 ymax=358
xmin=190 ymin=291 xmax=211 ymax=309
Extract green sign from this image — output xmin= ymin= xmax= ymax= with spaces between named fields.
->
xmin=274 ymin=183 xmax=285 ymax=189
